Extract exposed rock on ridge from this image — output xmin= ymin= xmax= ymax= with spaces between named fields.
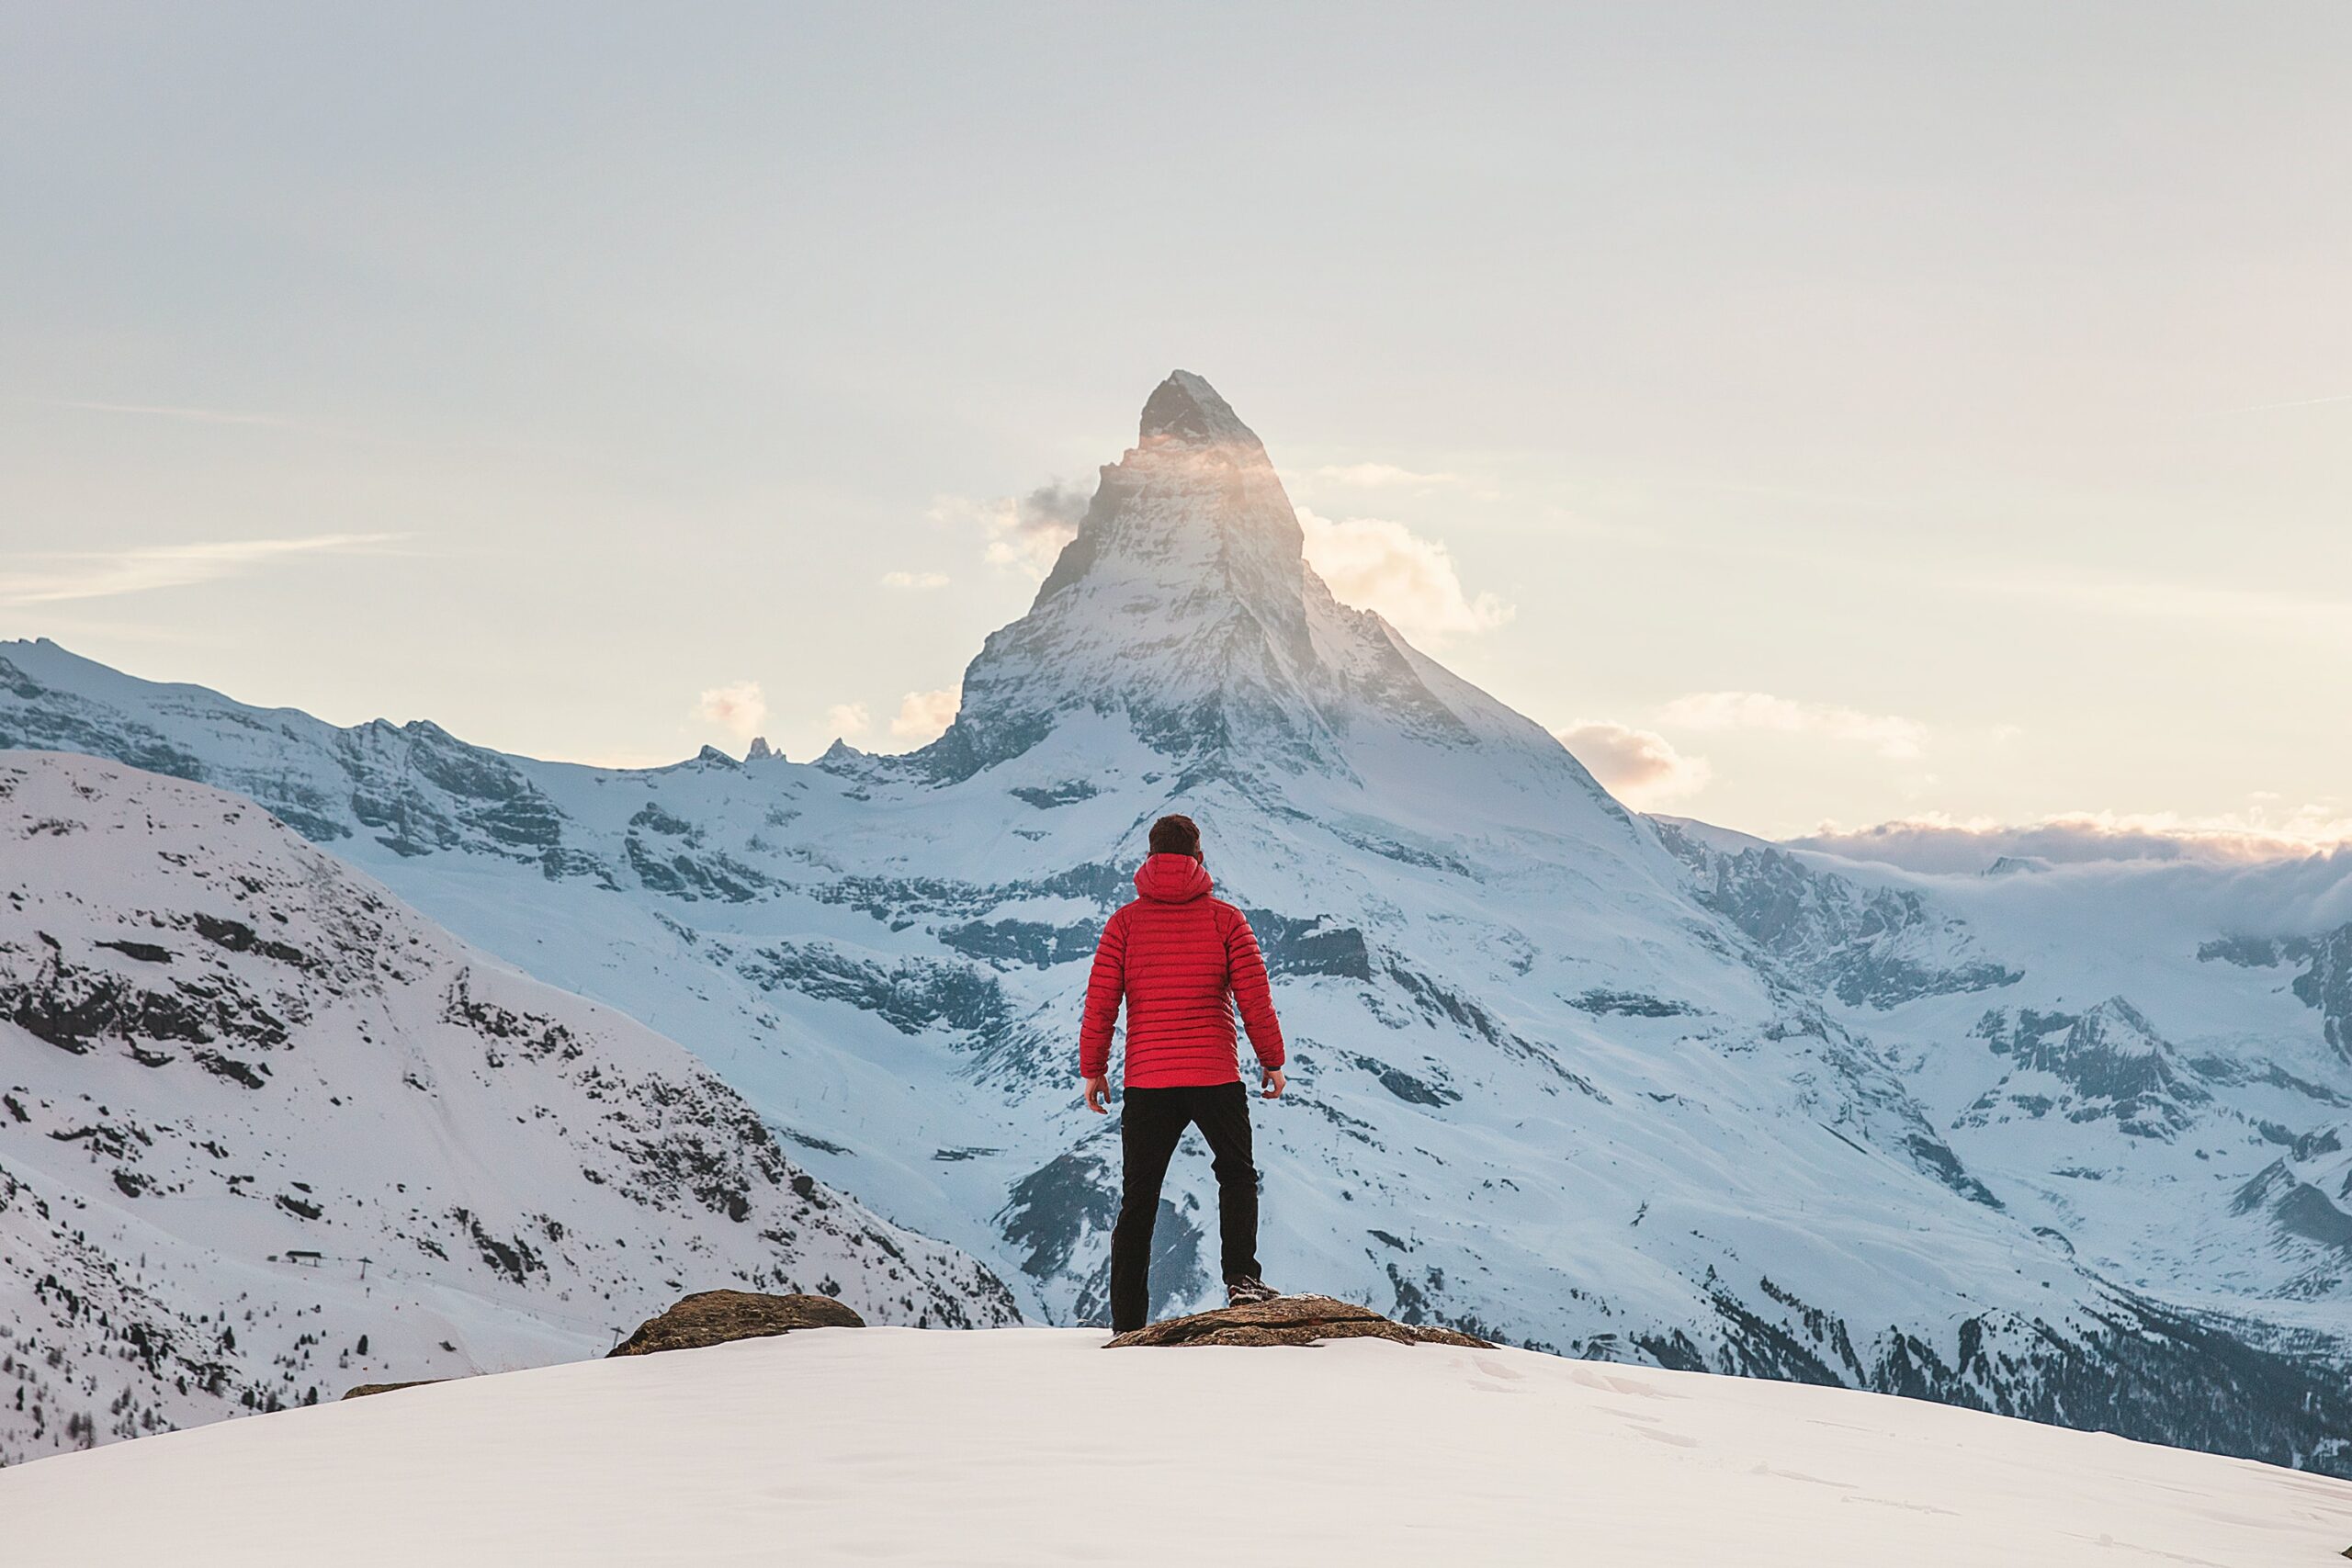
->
xmin=1105 ymin=1294 xmax=1491 ymax=1348
xmin=609 ymin=1290 xmax=865 ymax=1357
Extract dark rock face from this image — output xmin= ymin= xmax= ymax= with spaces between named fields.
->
xmin=1104 ymin=1293 xmax=1490 ymax=1349
xmin=1964 ymin=1000 xmax=2210 ymax=1140
xmin=2201 ymin=924 xmax=2352 ymax=1064
xmin=1639 ymin=1274 xmax=2352 ymax=1479
xmin=1657 ymin=828 xmax=2022 ymax=1009
xmin=607 ymin=1290 xmax=865 ymax=1357
xmin=1245 ymin=909 xmax=1374 ymax=980
xmin=736 ymin=940 xmax=1007 ymax=1036
xmin=996 ymin=1151 xmax=1116 ymax=1281
xmin=937 ymin=918 xmax=1097 ymax=969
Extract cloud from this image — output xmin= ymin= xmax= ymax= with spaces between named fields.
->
xmin=1304 ymin=462 xmax=1467 ymax=491
xmin=2188 ymin=390 xmax=2352 ymax=418
xmin=1295 ymin=507 xmax=1513 ymax=646
xmin=1290 ymin=463 xmax=1502 ymax=503
xmin=1553 ymin=720 xmax=1712 ymax=807
xmin=888 ymin=687 xmax=960 ymax=743
xmin=1657 ymin=691 xmax=1928 ymax=761
xmin=0 ymin=534 xmax=402 ymax=606
xmin=1787 ymin=806 xmax=2352 ymax=872
xmin=881 ymin=570 xmax=949 ymax=590
xmin=44 ymin=399 xmax=306 ymax=429
xmin=931 ymin=479 xmax=1092 ymax=580
xmin=824 ymin=702 xmax=871 ymax=738
xmin=695 ymin=681 xmax=766 ymax=741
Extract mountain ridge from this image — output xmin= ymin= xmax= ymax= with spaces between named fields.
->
xmin=3 ymin=372 xmax=2349 ymax=1472
xmin=0 ymin=751 xmax=1016 ymax=1463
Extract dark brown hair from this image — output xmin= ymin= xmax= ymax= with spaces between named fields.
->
xmin=1148 ymin=813 xmax=1202 ymax=858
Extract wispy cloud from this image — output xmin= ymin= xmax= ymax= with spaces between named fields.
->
xmin=881 ymin=570 xmax=949 ymax=590
xmin=931 ymin=480 xmax=1091 ymax=580
xmin=2188 ymin=391 xmax=2352 ymax=419
xmin=1657 ymin=691 xmax=1928 ymax=761
xmin=888 ymin=687 xmax=959 ymax=743
xmin=1553 ymin=719 xmax=1712 ymax=807
xmin=824 ymin=702 xmax=871 ymax=739
xmin=1297 ymin=507 xmax=1512 ymax=646
xmin=1303 ymin=462 xmax=1468 ymax=491
xmin=695 ymin=680 xmax=766 ymax=741
xmin=0 ymin=534 xmax=404 ymax=607
xmin=42 ymin=399 xmax=307 ymax=429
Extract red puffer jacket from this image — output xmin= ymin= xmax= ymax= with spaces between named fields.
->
xmin=1079 ymin=853 xmax=1286 ymax=1088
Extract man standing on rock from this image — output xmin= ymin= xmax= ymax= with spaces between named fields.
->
xmin=1080 ymin=813 xmax=1286 ymax=1333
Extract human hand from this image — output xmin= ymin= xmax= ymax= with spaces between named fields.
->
xmin=1261 ymin=1068 xmax=1285 ymax=1100
xmin=1082 ymin=1075 xmax=1111 ymax=1114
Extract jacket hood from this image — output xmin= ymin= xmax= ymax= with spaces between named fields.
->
xmin=1134 ymin=852 xmax=1214 ymax=903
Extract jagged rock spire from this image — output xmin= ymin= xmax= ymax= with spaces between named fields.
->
xmin=905 ymin=370 xmax=1587 ymax=794
xmin=1137 ymin=370 xmax=1265 ymax=453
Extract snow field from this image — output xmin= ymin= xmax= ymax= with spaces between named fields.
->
xmin=6 ymin=1326 xmax=2349 ymax=1567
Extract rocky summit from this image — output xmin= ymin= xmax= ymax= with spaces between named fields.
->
xmin=1105 ymin=1294 xmax=1490 ymax=1349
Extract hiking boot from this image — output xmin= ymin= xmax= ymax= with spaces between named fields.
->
xmin=1226 ymin=1276 xmax=1280 ymax=1306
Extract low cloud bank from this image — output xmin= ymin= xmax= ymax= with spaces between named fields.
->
xmin=1789 ymin=811 xmax=2352 ymax=873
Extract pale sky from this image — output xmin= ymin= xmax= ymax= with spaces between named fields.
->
xmin=4 ymin=4 xmax=2347 ymax=847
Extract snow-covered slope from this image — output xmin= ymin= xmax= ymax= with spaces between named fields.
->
xmin=0 ymin=752 xmax=1015 ymax=1464
xmin=5 ymin=1328 xmax=2348 ymax=1568
xmin=1666 ymin=829 xmax=2352 ymax=1327
xmin=2 ymin=373 xmax=2347 ymax=1473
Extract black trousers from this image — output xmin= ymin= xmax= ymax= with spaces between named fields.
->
xmin=1109 ymin=1081 xmax=1261 ymax=1334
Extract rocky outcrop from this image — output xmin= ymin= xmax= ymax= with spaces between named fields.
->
xmin=342 ymin=1380 xmax=443 ymax=1401
xmin=608 ymin=1290 xmax=865 ymax=1357
xmin=1104 ymin=1294 xmax=1489 ymax=1349
xmin=1963 ymin=999 xmax=2210 ymax=1140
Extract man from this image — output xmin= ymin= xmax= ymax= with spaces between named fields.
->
xmin=1080 ymin=813 xmax=1286 ymax=1333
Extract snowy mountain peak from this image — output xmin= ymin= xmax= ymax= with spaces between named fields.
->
xmin=1136 ymin=368 xmax=1264 ymax=453
xmin=1032 ymin=371 xmax=1302 ymax=612
xmin=926 ymin=373 xmax=1604 ymax=800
